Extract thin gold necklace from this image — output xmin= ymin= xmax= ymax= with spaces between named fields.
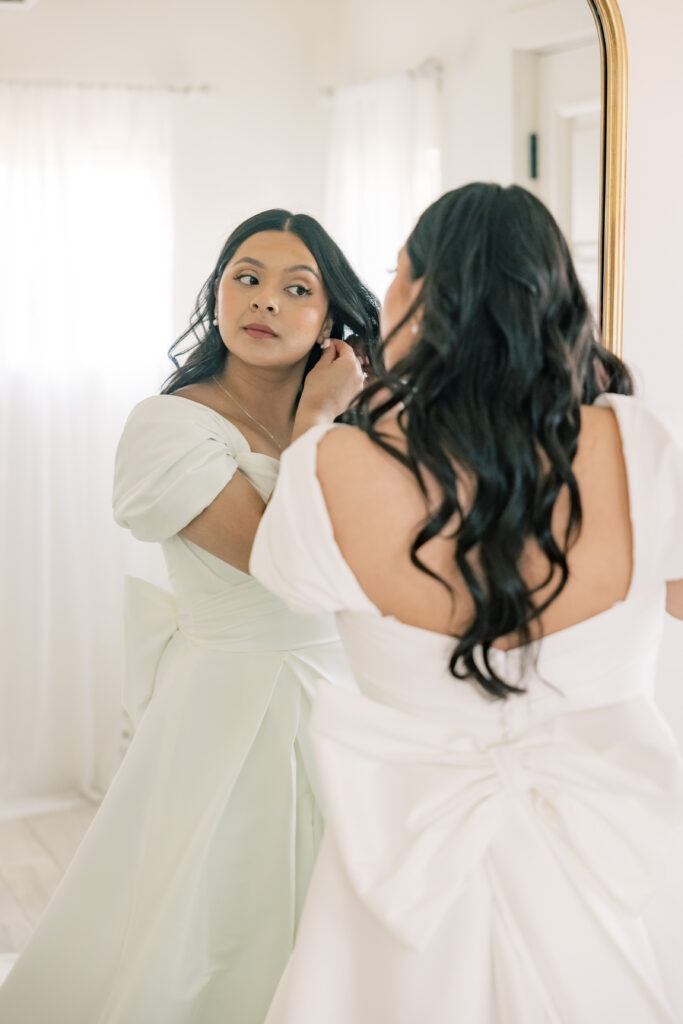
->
xmin=211 ymin=375 xmax=285 ymax=453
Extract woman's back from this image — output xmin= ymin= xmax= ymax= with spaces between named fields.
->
xmin=315 ymin=401 xmax=633 ymax=646
xmin=252 ymin=392 xmax=681 ymax=714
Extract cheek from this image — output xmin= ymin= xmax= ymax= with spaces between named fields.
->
xmin=379 ymin=302 xmax=392 ymax=339
xmin=291 ymin=301 xmax=327 ymax=341
xmin=383 ymin=325 xmax=415 ymax=371
xmin=380 ymin=278 xmax=402 ymax=338
xmin=216 ymin=276 xmax=238 ymax=317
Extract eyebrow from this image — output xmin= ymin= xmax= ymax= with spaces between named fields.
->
xmin=233 ymin=257 xmax=265 ymax=269
xmin=232 ymin=256 xmax=320 ymax=280
xmin=286 ymin=263 xmax=321 ymax=280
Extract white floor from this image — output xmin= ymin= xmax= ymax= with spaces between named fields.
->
xmin=0 ymin=801 xmax=98 ymax=966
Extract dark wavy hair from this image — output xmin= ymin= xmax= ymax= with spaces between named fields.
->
xmin=161 ymin=209 xmax=380 ymax=394
xmin=345 ymin=183 xmax=634 ymax=698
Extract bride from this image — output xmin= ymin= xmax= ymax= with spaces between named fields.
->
xmin=0 ymin=209 xmax=378 ymax=1024
xmin=251 ymin=185 xmax=683 ymax=1023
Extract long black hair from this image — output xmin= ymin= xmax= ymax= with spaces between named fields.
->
xmin=161 ymin=209 xmax=380 ymax=394
xmin=346 ymin=183 xmax=633 ymax=698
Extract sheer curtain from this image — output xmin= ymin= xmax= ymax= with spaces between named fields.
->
xmin=0 ymin=84 xmax=173 ymax=813
xmin=323 ymin=68 xmax=442 ymax=302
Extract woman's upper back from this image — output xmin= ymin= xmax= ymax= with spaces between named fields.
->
xmin=250 ymin=394 xmax=683 ymax=714
xmin=313 ymin=401 xmax=633 ymax=647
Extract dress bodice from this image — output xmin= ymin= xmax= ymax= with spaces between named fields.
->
xmin=331 ymin=584 xmax=666 ymax=738
xmin=112 ymin=394 xmax=341 ymax=725
xmin=113 ymin=394 xmax=338 ymax=649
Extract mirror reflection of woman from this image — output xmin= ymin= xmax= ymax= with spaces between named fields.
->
xmin=0 ymin=210 xmax=379 ymax=1024
xmin=251 ymin=186 xmax=683 ymax=1023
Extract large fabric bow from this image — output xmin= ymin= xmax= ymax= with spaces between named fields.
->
xmin=122 ymin=575 xmax=178 ymax=727
xmin=310 ymin=683 xmax=683 ymax=951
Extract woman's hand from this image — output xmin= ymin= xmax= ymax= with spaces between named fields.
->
xmin=293 ymin=338 xmax=365 ymax=438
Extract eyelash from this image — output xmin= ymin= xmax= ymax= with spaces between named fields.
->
xmin=233 ymin=273 xmax=312 ymax=297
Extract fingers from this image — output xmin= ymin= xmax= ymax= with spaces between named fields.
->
xmin=321 ymin=337 xmax=361 ymax=364
xmin=317 ymin=340 xmax=338 ymax=365
xmin=319 ymin=336 xmax=346 ymax=357
xmin=318 ymin=338 xmax=365 ymax=384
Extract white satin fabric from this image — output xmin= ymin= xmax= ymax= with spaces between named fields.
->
xmin=250 ymin=394 xmax=683 ymax=1023
xmin=0 ymin=395 xmax=355 ymax=1024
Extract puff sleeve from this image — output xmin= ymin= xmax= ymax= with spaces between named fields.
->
xmin=113 ymin=396 xmax=244 ymax=542
xmin=249 ymin=423 xmax=378 ymax=617
xmin=597 ymin=394 xmax=683 ymax=591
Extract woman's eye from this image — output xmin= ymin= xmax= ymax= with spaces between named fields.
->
xmin=286 ymin=284 xmax=312 ymax=297
xmin=235 ymin=273 xmax=258 ymax=286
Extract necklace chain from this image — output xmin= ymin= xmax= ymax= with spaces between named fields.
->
xmin=211 ymin=375 xmax=285 ymax=452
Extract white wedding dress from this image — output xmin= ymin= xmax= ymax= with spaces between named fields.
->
xmin=0 ymin=395 xmax=355 ymax=1024
xmin=250 ymin=394 xmax=683 ymax=1024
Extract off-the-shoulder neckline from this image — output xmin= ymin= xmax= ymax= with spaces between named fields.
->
xmin=151 ymin=393 xmax=280 ymax=466
xmin=300 ymin=393 xmax=640 ymax=654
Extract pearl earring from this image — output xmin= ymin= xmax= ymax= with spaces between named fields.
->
xmin=212 ymin=317 xmax=219 ymax=326
xmin=411 ymin=323 xmax=419 ymax=336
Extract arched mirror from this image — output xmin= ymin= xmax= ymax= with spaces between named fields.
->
xmin=0 ymin=0 xmax=629 ymax=962
xmin=588 ymin=0 xmax=628 ymax=356
xmin=318 ymin=0 xmax=628 ymax=356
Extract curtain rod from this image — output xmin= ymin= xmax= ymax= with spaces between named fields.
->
xmin=0 ymin=79 xmax=213 ymax=94
xmin=320 ymin=56 xmax=443 ymax=99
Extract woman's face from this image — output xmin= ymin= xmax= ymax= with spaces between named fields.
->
xmin=381 ymin=244 xmax=423 ymax=370
xmin=215 ymin=230 xmax=330 ymax=369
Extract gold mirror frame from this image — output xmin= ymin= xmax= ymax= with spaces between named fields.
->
xmin=587 ymin=0 xmax=628 ymax=357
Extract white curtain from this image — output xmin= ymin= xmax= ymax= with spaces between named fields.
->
xmin=0 ymin=84 xmax=173 ymax=813
xmin=323 ymin=69 xmax=442 ymax=302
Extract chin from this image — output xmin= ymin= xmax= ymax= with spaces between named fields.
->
xmin=232 ymin=347 xmax=310 ymax=371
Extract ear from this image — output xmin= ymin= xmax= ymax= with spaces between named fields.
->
xmin=317 ymin=311 xmax=334 ymax=344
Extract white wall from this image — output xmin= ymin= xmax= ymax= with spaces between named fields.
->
xmin=329 ymin=0 xmax=595 ymax=195
xmin=618 ymin=0 xmax=683 ymax=427
xmin=0 ymin=0 xmax=338 ymax=336
xmin=617 ymin=0 xmax=683 ymax=741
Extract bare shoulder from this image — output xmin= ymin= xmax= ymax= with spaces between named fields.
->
xmin=317 ymin=421 xmax=412 ymax=490
xmin=579 ymin=401 xmax=621 ymax=434
xmin=574 ymin=402 xmax=625 ymax=465
xmin=316 ymin=420 xmax=428 ymax=536
xmin=172 ymin=380 xmax=217 ymax=409
xmin=172 ymin=380 xmax=246 ymax=433
xmin=317 ymin=422 xmax=384 ymax=472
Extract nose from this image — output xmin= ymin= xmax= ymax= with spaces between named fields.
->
xmin=250 ymin=292 xmax=279 ymax=314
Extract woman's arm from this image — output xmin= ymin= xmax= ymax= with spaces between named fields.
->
xmin=180 ymin=340 xmax=364 ymax=572
xmin=179 ymin=470 xmax=266 ymax=573
xmin=666 ymin=580 xmax=683 ymax=619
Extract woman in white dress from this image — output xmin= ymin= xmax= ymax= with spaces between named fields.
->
xmin=250 ymin=184 xmax=683 ymax=1023
xmin=0 ymin=210 xmax=378 ymax=1023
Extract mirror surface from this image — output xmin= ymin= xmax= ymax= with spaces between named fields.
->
xmin=0 ymin=0 xmax=602 ymax=798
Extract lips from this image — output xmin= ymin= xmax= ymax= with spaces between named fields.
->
xmin=243 ymin=323 xmax=278 ymax=339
